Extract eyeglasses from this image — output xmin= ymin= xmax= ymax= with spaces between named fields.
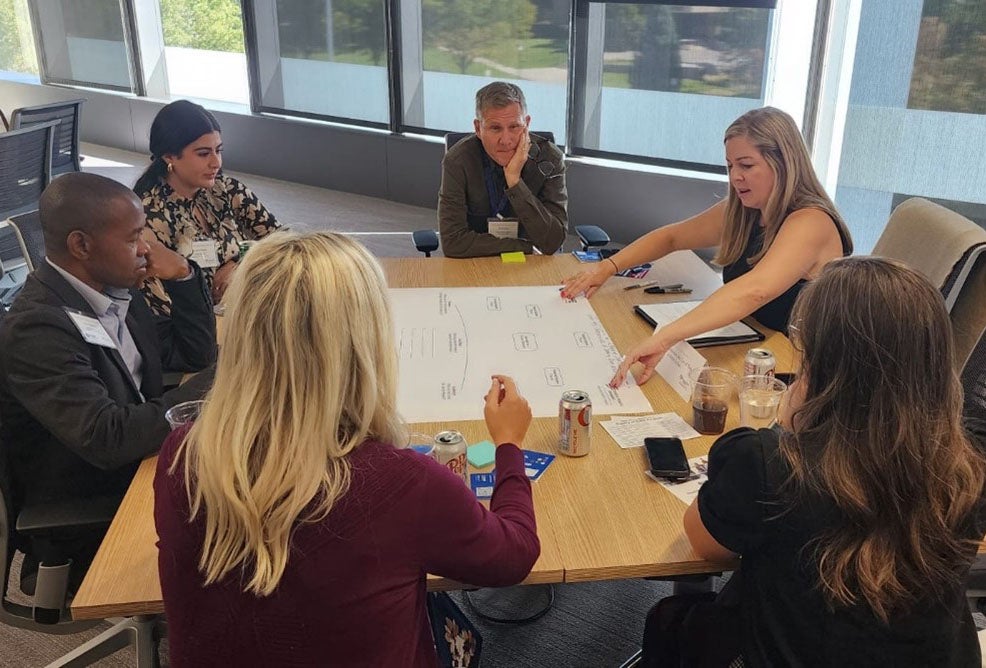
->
xmin=527 ymin=137 xmax=557 ymax=177
xmin=787 ymin=319 xmax=804 ymax=353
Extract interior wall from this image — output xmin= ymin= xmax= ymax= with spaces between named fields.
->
xmin=0 ymin=79 xmax=726 ymax=246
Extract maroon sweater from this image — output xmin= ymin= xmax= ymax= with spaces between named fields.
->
xmin=154 ymin=433 xmax=539 ymax=667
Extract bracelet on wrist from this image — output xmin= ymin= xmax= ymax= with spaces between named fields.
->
xmin=606 ymin=257 xmax=619 ymax=274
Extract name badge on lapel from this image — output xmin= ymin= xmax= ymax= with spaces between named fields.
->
xmin=487 ymin=218 xmax=519 ymax=239
xmin=189 ymin=240 xmax=221 ymax=269
xmin=64 ymin=308 xmax=117 ymax=349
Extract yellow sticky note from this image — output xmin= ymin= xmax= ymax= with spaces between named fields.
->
xmin=501 ymin=251 xmax=526 ymax=264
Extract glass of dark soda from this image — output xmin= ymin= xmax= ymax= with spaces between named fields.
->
xmin=690 ymin=367 xmax=736 ymax=435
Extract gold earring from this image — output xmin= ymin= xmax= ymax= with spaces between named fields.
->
xmin=166 ymin=162 xmax=174 ymax=174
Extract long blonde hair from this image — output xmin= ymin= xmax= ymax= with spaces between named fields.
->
xmin=780 ymin=257 xmax=984 ymax=622
xmin=715 ymin=107 xmax=851 ymax=266
xmin=175 ymin=231 xmax=407 ymax=596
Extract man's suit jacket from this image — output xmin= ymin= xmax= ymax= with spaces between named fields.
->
xmin=438 ymin=134 xmax=568 ymax=258
xmin=0 ymin=261 xmax=217 ymax=508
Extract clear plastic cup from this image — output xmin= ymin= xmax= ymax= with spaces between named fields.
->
xmin=690 ymin=367 xmax=736 ymax=435
xmin=408 ymin=432 xmax=435 ymax=458
xmin=738 ymin=375 xmax=787 ymax=429
xmin=165 ymin=400 xmax=205 ymax=430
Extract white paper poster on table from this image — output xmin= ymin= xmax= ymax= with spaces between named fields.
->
xmin=390 ymin=286 xmax=653 ymax=422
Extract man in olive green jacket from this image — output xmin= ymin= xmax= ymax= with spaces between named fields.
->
xmin=438 ymin=82 xmax=568 ymax=258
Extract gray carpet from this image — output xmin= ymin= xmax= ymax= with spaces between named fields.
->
xmin=81 ymin=144 xmax=438 ymax=235
xmin=450 ymin=580 xmax=673 ymax=667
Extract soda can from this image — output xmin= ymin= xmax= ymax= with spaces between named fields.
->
xmin=743 ymin=348 xmax=776 ymax=378
xmin=433 ymin=430 xmax=468 ymax=485
xmin=238 ymin=241 xmax=253 ymax=259
xmin=558 ymin=390 xmax=591 ymax=457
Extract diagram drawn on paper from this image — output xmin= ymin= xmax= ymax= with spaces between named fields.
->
xmin=390 ymin=286 xmax=652 ymax=422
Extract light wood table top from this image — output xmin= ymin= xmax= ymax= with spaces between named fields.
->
xmin=73 ymin=252 xmax=792 ymax=620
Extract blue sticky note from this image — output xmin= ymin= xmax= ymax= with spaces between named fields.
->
xmin=523 ymin=450 xmax=556 ymax=481
xmin=467 ymin=440 xmax=496 ymax=468
xmin=471 ymin=473 xmax=496 ymax=500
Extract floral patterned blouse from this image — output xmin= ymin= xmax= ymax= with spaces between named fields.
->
xmin=138 ymin=174 xmax=279 ymax=315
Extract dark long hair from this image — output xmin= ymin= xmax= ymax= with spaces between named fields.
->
xmin=780 ymin=256 xmax=984 ymax=622
xmin=134 ymin=100 xmax=221 ymax=196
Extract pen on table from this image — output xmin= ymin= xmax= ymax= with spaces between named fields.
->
xmin=644 ymin=286 xmax=692 ymax=295
xmin=623 ymin=281 xmax=682 ymax=291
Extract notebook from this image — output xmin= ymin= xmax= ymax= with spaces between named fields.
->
xmin=634 ymin=300 xmax=764 ymax=347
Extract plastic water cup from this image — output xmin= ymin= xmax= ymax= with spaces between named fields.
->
xmin=165 ymin=400 xmax=205 ymax=430
xmin=408 ymin=433 xmax=436 ymax=458
xmin=738 ymin=375 xmax=787 ymax=429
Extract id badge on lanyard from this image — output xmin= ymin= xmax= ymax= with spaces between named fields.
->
xmin=189 ymin=239 xmax=221 ymax=268
xmin=482 ymin=154 xmax=518 ymax=237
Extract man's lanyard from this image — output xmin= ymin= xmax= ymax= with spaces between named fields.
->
xmin=480 ymin=151 xmax=511 ymax=217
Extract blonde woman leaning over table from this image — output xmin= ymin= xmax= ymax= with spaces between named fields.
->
xmin=560 ymin=107 xmax=852 ymax=387
xmin=154 ymin=231 xmax=539 ymax=668
xmin=134 ymin=100 xmax=280 ymax=316
xmin=640 ymin=257 xmax=986 ymax=666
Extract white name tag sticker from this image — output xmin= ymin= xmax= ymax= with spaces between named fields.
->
xmin=487 ymin=218 xmax=519 ymax=239
xmin=189 ymin=240 xmax=220 ymax=269
xmin=65 ymin=309 xmax=117 ymax=349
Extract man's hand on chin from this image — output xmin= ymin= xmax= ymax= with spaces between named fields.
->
xmin=141 ymin=231 xmax=191 ymax=282
xmin=503 ymin=128 xmax=530 ymax=188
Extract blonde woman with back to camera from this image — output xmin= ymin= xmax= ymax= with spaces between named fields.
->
xmin=642 ymin=257 xmax=986 ymax=666
xmin=153 ymin=231 xmax=540 ymax=667
xmin=561 ymin=107 xmax=852 ymax=387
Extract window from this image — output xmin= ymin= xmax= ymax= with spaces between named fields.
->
xmin=570 ymin=1 xmax=776 ymax=170
xmin=30 ymin=0 xmax=136 ymax=92
xmin=400 ymin=0 xmax=570 ymax=138
xmin=908 ymin=0 xmax=986 ymax=114
xmin=0 ymin=0 xmax=38 ymax=76
xmin=245 ymin=0 xmax=390 ymax=126
xmin=158 ymin=0 xmax=249 ymax=104
xmin=832 ymin=0 xmax=986 ymax=252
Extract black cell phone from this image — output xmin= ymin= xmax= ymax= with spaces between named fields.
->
xmin=774 ymin=372 xmax=796 ymax=386
xmin=644 ymin=437 xmax=691 ymax=480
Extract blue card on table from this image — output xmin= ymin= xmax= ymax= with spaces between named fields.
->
xmin=572 ymin=250 xmax=601 ymax=262
xmin=470 ymin=452 xmax=555 ymax=497
xmin=523 ymin=450 xmax=555 ymax=482
xmin=616 ymin=263 xmax=651 ymax=279
xmin=471 ymin=473 xmax=496 ymax=500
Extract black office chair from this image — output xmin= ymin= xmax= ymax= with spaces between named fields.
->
xmin=0 ymin=122 xmax=55 ymax=217
xmin=10 ymin=99 xmax=86 ymax=177
xmin=412 ymin=229 xmax=441 ymax=258
xmin=6 ymin=210 xmax=45 ymax=272
xmin=414 ymin=131 xmax=611 ymax=256
xmin=0 ymin=122 xmax=56 ymax=307
xmin=1 ymin=422 xmax=168 ymax=666
xmin=1 ymin=458 xmax=117 ymax=631
xmin=0 ymin=412 xmax=117 ymax=629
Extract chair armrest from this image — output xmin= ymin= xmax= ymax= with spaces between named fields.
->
xmin=16 ymin=496 xmax=119 ymax=535
xmin=412 ymin=229 xmax=440 ymax=256
xmin=575 ymin=225 xmax=610 ymax=249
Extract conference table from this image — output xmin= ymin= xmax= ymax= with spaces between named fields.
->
xmin=71 ymin=251 xmax=795 ymax=621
